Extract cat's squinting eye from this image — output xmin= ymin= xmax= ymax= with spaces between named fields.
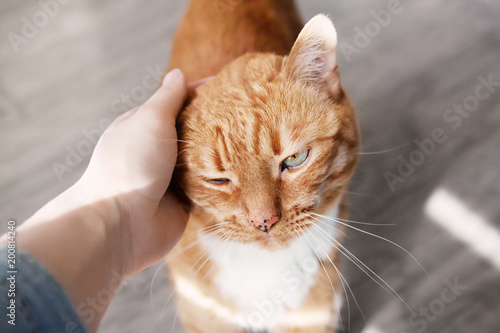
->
xmin=208 ymin=178 xmax=230 ymax=185
xmin=281 ymin=149 xmax=309 ymax=170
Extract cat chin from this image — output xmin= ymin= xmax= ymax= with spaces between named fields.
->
xmin=253 ymin=234 xmax=298 ymax=250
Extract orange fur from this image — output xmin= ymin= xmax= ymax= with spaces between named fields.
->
xmin=169 ymin=0 xmax=302 ymax=82
xmin=166 ymin=1 xmax=360 ymax=332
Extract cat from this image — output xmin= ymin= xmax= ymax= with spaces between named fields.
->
xmin=166 ymin=1 xmax=360 ymax=332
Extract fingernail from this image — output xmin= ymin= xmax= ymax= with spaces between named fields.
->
xmin=163 ymin=68 xmax=182 ymax=85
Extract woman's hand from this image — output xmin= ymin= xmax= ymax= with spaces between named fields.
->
xmin=3 ymin=69 xmax=208 ymax=332
xmin=77 ymin=68 xmax=189 ymax=276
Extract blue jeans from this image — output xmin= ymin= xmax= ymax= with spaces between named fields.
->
xmin=0 ymin=247 xmax=87 ymax=333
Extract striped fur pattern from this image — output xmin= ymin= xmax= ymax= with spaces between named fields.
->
xmin=167 ymin=1 xmax=360 ymax=332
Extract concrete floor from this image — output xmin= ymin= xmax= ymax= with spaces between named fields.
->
xmin=1 ymin=0 xmax=499 ymax=332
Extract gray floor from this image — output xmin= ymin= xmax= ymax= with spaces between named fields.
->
xmin=1 ymin=0 xmax=499 ymax=332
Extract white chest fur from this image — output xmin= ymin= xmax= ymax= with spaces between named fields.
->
xmin=197 ymin=203 xmax=340 ymax=330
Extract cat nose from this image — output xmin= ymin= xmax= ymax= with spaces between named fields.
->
xmin=249 ymin=213 xmax=280 ymax=232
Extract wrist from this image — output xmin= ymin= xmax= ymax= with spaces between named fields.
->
xmin=14 ymin=183 xmax=129 ymax=331
xmin=66 ymin=181 xmax=133 ymax=276
xmin=68 ymin=179 xmax=123 ymax=227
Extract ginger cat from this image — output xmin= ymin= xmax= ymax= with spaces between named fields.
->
xmin=167 ymin=1 xmax=360 ymax=332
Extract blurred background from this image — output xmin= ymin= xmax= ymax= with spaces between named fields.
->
xmin=1 ymin=0 xmax=499 ymax=332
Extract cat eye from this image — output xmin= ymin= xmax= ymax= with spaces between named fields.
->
xmin=281 ymin=150 xmax=309 ymax=170
xmin=208 ymin=178 xmax=230 ymax=185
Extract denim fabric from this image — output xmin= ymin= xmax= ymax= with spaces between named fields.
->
xmin=0 ymin=248 xmax=87 ymax=333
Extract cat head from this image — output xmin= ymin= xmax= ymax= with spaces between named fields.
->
xmin=175 ymin=15 xmax=360 ymax=247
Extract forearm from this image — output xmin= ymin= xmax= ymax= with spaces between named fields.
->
xmin=1 ymin=182 xmax=125 ymax=332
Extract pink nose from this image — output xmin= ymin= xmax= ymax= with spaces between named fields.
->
xmin=250 ymin=214 xmax=280 ymax=232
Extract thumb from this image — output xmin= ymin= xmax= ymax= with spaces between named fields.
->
xmin=137 ymin=69 xmax=188 ymax=122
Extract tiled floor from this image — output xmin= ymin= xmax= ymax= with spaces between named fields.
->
xmin=1 ymin=0 xmax=499 ymax=332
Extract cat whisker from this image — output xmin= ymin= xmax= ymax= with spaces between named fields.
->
xmin=301 ymin=227 xmax=349 ymax=332
xmin=290 ymin=229 xmax=328 ymax=324
xmin=308 ymin=214 xmax=399 ymax=290
xmin=357 ymin=143 xmax=409 ymax=155
xmin=291 ymin=228 xmax=336 ymax=318
xmin=192 ymin=253 xmax=212 ymax=281
xmin=170 ymin=301 xmax=180 ymax=333
xmin=193 ymin=229 xmax=237 ymax=281
xmin=175 ymin=148 xmax=190 ymax=160
xmin=306 ymin=226 xmax=367 ymax=323
xmin=308 ymin=216 xmax=349 ymax=239
xmin=154 ymin=221 xmax=221 ymax=291
xmin=176 ymin=139 xmax=218 ymax=158
xmin=166 ymin=230 xmax=217 ymax=263
xmin=190 ymin=230 xmax=228 ymax=278
xmin=148 ymin=228 xmax=227 ymax=329
xmin=181 ymin=220 xmax=232 ymax=242
xmin=201 ymin=231 xmax=240 ymax=283
xmin=311 ymin=212 xmax=397 ymax=226
xmin=193 ymin=231 xmax=236 ymax=281
xmin=303 ymin=229 xmax=350 ymax=332
xmin=310 ymin=213 xmax=429 ymax=277
xmin=310 ymin=219 xmax=413 ymax=312
xmin=329 ymin=188 xmax=376 ymax=197
xmin=147 ymin=276 xmax=178 ymax=332
xmin=157 ymin=288 xmax=177 ymax=326
xmin=166 ymin=221 xmax=231 ymax=262
xmin=147 ymin=261 xmax=168 ymax=309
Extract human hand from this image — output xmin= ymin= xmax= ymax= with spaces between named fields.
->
xmin=74 ymin=69 xmax=194 ymax=276
xmin=1 ymin=69 xmax=209 ymax=332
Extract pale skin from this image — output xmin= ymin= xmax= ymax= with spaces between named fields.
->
xmin=0 ymin=69 xmax=207 ymax=332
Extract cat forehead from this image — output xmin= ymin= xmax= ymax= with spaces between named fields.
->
xmin=180 ymin=54 xmax=346 ymax=164
xmin=181 ymin=100 xmax=342 ymax=174
xmin=187 ymin=76 xmax=337 ymax=131
xmin=187 ymin=85 xmax=331 ymax=138
xmin=186 ymin=115 xmax=295 ymax=163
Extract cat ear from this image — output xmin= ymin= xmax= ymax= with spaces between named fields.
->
xmin=283 ymin=14 xmax=341 ymax=98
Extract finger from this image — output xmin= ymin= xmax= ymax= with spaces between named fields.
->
xmin=188 ymin=76 xmax=215 ymax=93
xmin=139 ymin=69 xmax=188 ymax=120
xmin=115 ymin=106 xmax=140 ymax=123
xmin=104 ymin=106 xmax=141 ymax=134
